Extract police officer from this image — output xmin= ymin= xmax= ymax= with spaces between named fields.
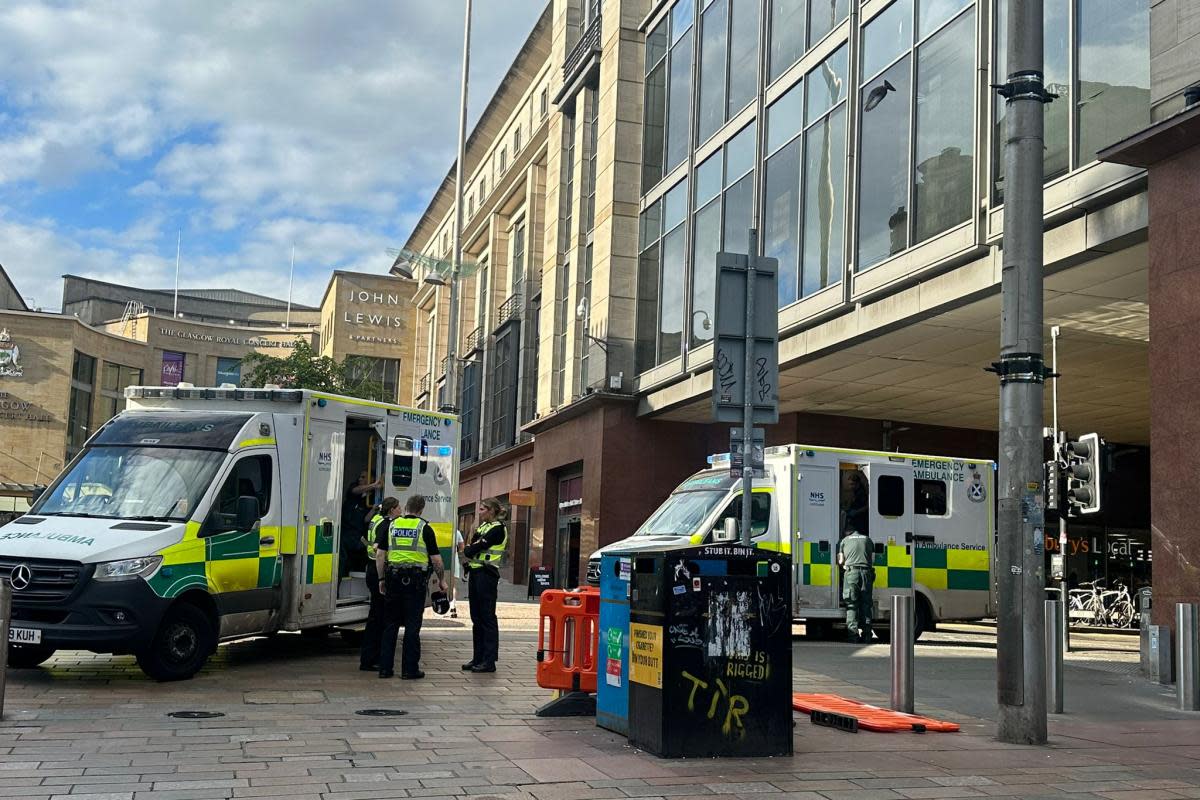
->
xmin=837 ymin=524 xmax=875 ymax=643
xmin=459 ymin=497 xmax=507 ymax=673
xmin=359 ymin=496 xmax=400 ymax=671
xmin=376 ymin=494 xmax=446 ymax=679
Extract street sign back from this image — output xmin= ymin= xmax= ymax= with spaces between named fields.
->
xmin=712 ymin=250 xmax=779 ymax=424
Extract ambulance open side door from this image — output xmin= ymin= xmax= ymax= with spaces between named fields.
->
xmin=865 ymin=461 xmax=915 ymax=596
xmin=794 ymin=464 xmax=840 ymax=612
xmin=299 ymin=418 xmax=344 ymax=623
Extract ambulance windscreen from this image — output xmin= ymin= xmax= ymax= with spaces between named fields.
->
xmin=92 ymin=412 xmax=253 ymax=449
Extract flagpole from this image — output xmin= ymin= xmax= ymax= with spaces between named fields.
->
xmin=173 ymin=230 xmax=181 ymax=318
xmin=286 ymin=244 xmax=295 ymax=329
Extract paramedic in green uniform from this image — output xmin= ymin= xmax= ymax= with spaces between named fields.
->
xmin=837 ymin=524 xmax=875 ymax=643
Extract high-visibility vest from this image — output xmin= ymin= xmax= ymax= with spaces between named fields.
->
xmin=367 ymin=514 xmax=383 ymax=558
xmin=466 ymin=521 xmax=507 ymax=570
xmin=387 ymin=516 xmax=430 ymax=568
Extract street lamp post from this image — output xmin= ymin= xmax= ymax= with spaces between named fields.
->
xmin=442 ymin=0 xmax=472 ymax=415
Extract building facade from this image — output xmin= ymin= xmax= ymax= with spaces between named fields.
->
xmin=0 ymin=268 xmax=418 ymax=488
xmin=406 ymin=0 xmax=1157 ymax=593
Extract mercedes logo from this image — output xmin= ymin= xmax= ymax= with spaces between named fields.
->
xmin=9 ymin=563 xmax=32 ymax=591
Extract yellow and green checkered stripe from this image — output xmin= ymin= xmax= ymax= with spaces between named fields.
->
xmin=148 ymin=523 xmax=285 ymax=598
xmin=801 ymin=541 xmax=833 ymax=587
xmin=305 ymin=523 xmax=335 ymax=584
xmin=801 ymin=541 xmax=989 ymax=591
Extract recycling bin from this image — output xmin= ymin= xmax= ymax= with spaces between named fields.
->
xmin=597 ymin=552 xmax=634 ymax=735
xmin=626 ymin=543 xmax=792 ymax=758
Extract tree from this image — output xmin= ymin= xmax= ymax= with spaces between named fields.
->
xmin=240 ymin=339 xmax=388 ymax=402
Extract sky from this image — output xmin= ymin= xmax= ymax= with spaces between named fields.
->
xmin=0 ymin=1 xmax=547 ymax=312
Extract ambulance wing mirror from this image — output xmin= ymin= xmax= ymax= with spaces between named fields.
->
xmin=715 ymin=517 xmax=738 ymax=542
xmin=235 ymin=496 xmax=261 ymax=532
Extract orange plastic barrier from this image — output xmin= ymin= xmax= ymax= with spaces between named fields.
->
xmin=792 ymin=693 xmax=960 ymax=733
xmin=535 ymin=587 xmax=600 ymax=693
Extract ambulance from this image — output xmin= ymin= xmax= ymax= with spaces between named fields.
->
xmin=0 ymin=385 xmax=459 ymax=680
xmin=588 ymin=444 xmax=995 ymax=639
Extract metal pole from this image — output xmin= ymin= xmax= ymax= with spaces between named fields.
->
xmin=1045 ymin=599 xmax=1063 ymax=713
xmin=173 ymin=230 xmax=181 ymax=318
xmin=740 ymin=229 xmax=758 ymax=547
xmin=0 ymin=582 xmax=11 ymax=719
xmin=443 ymin=0 xmax=472 ymax=415
xmin=891 ymin=594 xmax=914 ymax=713
xmin=1178 ymin=603 xmax=1199 ymax=711
xmin=1051 ymin=326 xmax=1070 ymax=653
xmin=995 ymin=0 xmax=1048 ymax=745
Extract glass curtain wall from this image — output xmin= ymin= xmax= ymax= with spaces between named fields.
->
xmin=857 ymin=0 xmax=976 ymax=271
xmin=691 ymin=122 xmax=757 ymax=346
xmin=993 ymin=0 xmax=1149 ymax=200
xmin=764 ymin=44 xmax=848 ymax=307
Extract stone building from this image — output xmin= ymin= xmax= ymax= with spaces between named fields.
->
xmin=0 ymin=266 xmax=417 ymax=487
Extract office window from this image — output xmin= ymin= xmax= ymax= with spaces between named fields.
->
xmin=98 ymin=362 xmax=143 ymax=423
xmin=769 ymin=0 xmax=805 ymax=83
xmin=809 ymin=0 xmax=849 ymax=47
xmin=698 ymin=0 xmax=729 ymax=144
xmin=636 ymin=200 xmax=663 ymax=373
xmin=510 ymin=220 xmax=526 ymax=295
xmin=666 ymin=26 xmax=694 ymax=171
xmin=67 ymin=352 xmax=96 ymax=455
xmin=643 ymin=19 xmax=669 ymax=191
xmin=993 ymin=0 xmax=1147 ymax=199
xmin=540 ymin=87 xmax=549 ymax=118
xmin=489 ymin=324 xmax=519 ymax=451
xmin=765 ymin=45 xmax=848 ymax=306
xmin=499 ymin=146 xmax=507 ymax=173
xmin=857 ymin=0 xmax=975 ymax=270
xmin=727 ymin=0 xmax=759 ymax=117
xmin=513 ymin=125 xmax=522 ymax=152
xmin=1076 ymin=0 xmax=1149 ymax=163
xmin=658 ymin=179 xmax=690 ymax=364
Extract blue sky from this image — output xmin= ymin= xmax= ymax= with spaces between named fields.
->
xmin=0 ymin=1 xmax=547 ymax=311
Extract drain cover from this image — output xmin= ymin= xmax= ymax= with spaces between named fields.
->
xmin=355 ymin=709 xmax=408 ymax=717
xmin=167 ymin=711 xmax=226 ymax=719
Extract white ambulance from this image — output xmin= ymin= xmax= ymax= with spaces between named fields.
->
xmin=588 ymin=444 xmax=995 ymax=639
xmin=0 ymin=385 xmax=458 ymax=680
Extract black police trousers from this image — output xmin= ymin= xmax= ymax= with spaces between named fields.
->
xmin=379 ymin=567 xmax=426 ymax=675
xmin=468 ymin=567 xmax=500 ymax=667
xmin=359 ymin=560 xmax=384 ymax=669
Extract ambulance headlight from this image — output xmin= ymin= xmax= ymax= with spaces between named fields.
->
xmin=94 ymin=556 xmax=163 ymax=582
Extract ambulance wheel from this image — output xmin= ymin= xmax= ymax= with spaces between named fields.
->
xmin=914 ymin=597 xmax=934 ymax=641
xmin=7 ymin=643 xmax=56 ymax=668
xmin=137 ymin=604 xmax=214 ymax=682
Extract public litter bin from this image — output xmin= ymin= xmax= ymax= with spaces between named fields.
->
xmin=597 ymin=552 xmax=634 ymax=735
xmin=626 ymin=543 xmax=792 ymax=758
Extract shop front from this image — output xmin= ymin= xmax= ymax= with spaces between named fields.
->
xmin=457 ymin=443 xmax=535 ymax=584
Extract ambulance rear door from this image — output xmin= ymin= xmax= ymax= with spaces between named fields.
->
xmin=865 ymin=461 xmax=915 ymax=605
xmin=794 ymin=464 xmax=839 ymax=613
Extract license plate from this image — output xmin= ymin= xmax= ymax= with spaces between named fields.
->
xmin=7 ymin=627 xmax=41 ymax=645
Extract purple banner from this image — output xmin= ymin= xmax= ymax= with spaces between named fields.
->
xmin=161 ymin=351 xmax=185 ymax=387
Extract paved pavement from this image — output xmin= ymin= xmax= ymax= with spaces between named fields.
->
xmin=3 ymin=602 xmax=1199 ymax=800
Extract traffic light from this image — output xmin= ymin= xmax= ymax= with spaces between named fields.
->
xmin=1064 ymin=432 xmax=1102 ymax=515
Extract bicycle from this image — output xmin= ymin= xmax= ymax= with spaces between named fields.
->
xmin=1068 ymin=581 xmax=1106 ymax=627
xmin=1100 ymin=582 xmax=1136 ymax=629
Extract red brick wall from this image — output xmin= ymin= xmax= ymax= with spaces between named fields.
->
xmin=1147 ymin=146 xmax=1200 ymax=626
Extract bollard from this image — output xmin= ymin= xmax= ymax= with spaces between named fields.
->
xmin=0 ymin=581 xmax=10 ymax=719
xmin=1045 ymin=599 xmax=1063 ymax=713
xmin=1178 ymin=603 xmax=1199 ymax=712
xmin=890 ymin=594 xmax=914 ymax=714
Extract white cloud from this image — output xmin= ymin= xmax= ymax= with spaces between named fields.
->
xmin=0 ymin=0 xmax=547 ymax=302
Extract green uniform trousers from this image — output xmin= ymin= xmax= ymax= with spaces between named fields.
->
xmin=843 ymin=566 xmax=874 ymax=641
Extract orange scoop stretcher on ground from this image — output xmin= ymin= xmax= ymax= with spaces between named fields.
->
xmin=792 ymin=693 xmax=961 ymax=733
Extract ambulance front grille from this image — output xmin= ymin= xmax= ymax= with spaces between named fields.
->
xmin=0 ymin=557 xmax=87 ymax=603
